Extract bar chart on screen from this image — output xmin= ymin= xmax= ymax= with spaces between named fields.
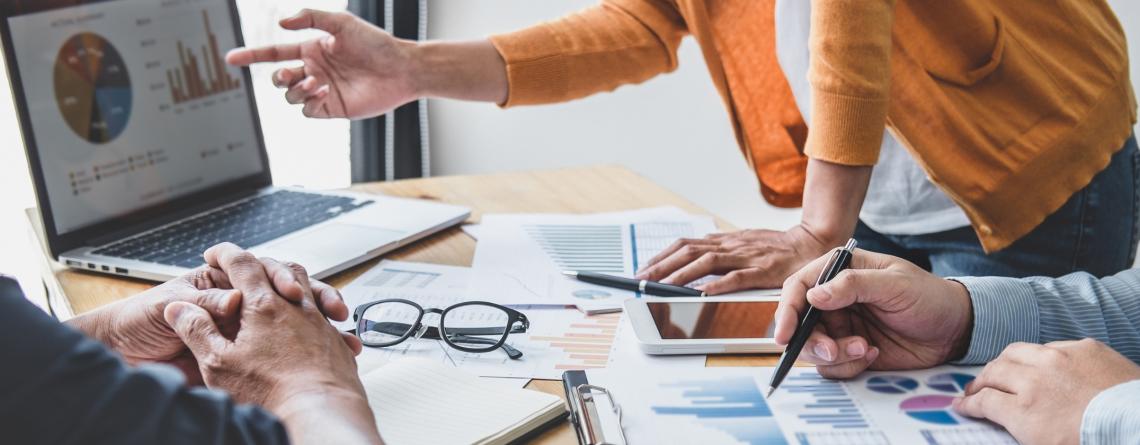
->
xmin=166 ymin=10 xmax=242 ymax=104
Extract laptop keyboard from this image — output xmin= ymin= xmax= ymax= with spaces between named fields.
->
xmin=92 ymin=190 xmax=374 ymax=269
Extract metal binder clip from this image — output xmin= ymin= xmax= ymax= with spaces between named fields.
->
xmin=572 ymin=384 xmax=628 ymax=445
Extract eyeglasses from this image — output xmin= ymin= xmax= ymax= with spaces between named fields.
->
xmin=353 ymin=299 xmax=531 ymax=359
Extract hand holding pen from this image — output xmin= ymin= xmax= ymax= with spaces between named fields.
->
xmin=766 ymin=242 xmax=977 ymax=387
xmin=767 ymin=239 xmax=858 ymax=397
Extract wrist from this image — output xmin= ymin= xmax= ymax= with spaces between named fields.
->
xmin=403 ymin=39 xmax=432 ymax=98
xmin=945 ymin=279 xmax=974 ymax=361
xmin=408 ymin=39 xmax=508 ymax=103
xmin=264 ymin=377 xmax=368 ymax=415
xmin=793 ymin=221 xmax=854 ymax=254
xmin=269 ymin=382 xmax=379 ymax=443
xmin=65 ymin=304 xmax=116 ymax=347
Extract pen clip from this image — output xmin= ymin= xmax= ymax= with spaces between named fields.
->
xmin=815 ymin=239 xmax=858 ymax=286
xmin=573 ymin=384 xmax=628 ymax=445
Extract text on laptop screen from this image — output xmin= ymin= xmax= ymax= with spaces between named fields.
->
xmin=7 ymin=0 xmax=265 ymax=234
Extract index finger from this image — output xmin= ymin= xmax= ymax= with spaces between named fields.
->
xmin=204 ymin=243 xmax=277 ymax=305
xmin=226 ymin=44 xmax=302 ymax=66
xmin=775 ymin=253 xmax=834 ymax=343
xmin=636 ymin=238 xmax=716 ymax=276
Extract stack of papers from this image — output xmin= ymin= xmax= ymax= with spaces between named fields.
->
xmin=469 ymin=207 xmax=718 ymax=310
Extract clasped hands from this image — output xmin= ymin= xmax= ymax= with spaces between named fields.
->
xmin=73 ymin=243 xmax=366 ymax=413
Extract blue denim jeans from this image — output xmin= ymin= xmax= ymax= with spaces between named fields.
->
xmin=855 ymin=135 xmax=1140 ymax=279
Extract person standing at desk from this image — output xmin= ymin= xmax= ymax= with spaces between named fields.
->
xmin=227 ymin=1 xmax=1137 ymax=293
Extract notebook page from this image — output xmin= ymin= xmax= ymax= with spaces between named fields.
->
xmin=361 ymin=359 xmax=562 ymax=445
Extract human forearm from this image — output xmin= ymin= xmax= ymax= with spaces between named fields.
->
xmin=953 ymin=268 xmax=1140 ymax=365
xmin=270 ymin=388 xmax=382 ymax=445
xmin=799 ymin=158 xmax=873 ymax=246
xmin=411 ymin=39 xmax=508 ymax=104
xmin=64 ymin=303 xmax=115 ymax=347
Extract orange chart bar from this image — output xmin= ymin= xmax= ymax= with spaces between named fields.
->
xmin=167 ymin=10 xmax=241 ymax=104
xmin=534 ymin=313 xmax=621 ymax=372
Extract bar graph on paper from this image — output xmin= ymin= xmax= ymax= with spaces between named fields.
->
xmin=651 ymin=376 xmax=789 ymax=445
xmin=527 ymin=312 xmax=620 ymax=371
xmin=524 ymin=221 xmax=708 ymax=275
xmin=364 ymin=268 xmax=441 ymax=288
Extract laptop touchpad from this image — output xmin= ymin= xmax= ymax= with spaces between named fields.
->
xmin=255 ymin=223 xmax=404 ymax=268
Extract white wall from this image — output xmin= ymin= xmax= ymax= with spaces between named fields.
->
xmin=426 ymin=0 xmax=802 ymax=231
xmin=427 ymin=0 xmax=1140 ymax=233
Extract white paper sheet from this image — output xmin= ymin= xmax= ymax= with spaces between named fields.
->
xmin=333 ymin=260 xmax=475 ymax=331
xmin=584 ymin=366 xmax=1015 ymax=445
xmin=470 ymin=207 xmax=719 ymax=308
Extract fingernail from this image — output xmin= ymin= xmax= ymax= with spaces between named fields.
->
xmin=846 ymin=342 xmax=866 ymax=358
xmin=813 ymin=343 xmax=833 ymax=362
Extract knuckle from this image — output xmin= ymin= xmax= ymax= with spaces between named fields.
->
xmin=284 ymin=261 xmax=309 ymax=278
xmin=200 ymin=353 xmax=227 ymax=375
xmin=231 ymin=251 xmax=259 ymax=267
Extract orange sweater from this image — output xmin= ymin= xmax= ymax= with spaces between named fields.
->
xmin=489 ymin=0 xmax=1136 ymax=252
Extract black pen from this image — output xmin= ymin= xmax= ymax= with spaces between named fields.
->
xmin=561 ymin=271 xmax=706 ymax=297
xmin=766 ymin=238 xmax=858 ymax=398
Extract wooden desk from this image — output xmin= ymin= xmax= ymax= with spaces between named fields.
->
xmin=33 ymin=165 xmax=779 ymax=445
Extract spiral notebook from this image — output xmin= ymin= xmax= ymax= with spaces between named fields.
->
xmin=360 ymin=359 xmax=566 ymax=445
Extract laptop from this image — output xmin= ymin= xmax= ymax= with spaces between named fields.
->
xmin=1 ymin=0 xmax=470 ymax=281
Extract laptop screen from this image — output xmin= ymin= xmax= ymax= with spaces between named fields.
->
xmin=5 ymin=0 xmax=267 ymax=235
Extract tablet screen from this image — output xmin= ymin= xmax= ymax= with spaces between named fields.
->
xmin=647 ymin=301 xmax=779 ymax=339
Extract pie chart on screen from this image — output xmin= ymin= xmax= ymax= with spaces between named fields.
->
xmin=866 ymin=375 xmax=920 ymax=394
xmin=900 ymin=395 xmax=960 ymax=425
xmin=926 ymin=372 xmax=975 ymax=393
xmin=53 ymin=32 xmax=133 ymax=144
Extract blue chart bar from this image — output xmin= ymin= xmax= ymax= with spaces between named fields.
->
xmin=652 ymin=376 xmax=789 ymax=445
xmin=782 ymin=373 xmax=870 ymax=429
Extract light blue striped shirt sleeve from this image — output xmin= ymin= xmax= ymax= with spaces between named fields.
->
xmin=951 ymin=268 xmax=1140 ymax=445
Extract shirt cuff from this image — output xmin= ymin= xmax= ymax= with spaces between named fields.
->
xmin=1082 ymin=380 xmax=1140 ymax=445
xmin=950 ymin=276 xmax=1040 ymax=365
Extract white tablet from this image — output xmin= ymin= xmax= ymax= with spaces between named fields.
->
xmin=624 ymin=296 xmax=784 ymax=355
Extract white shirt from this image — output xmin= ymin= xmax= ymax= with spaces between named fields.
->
xmin=773 ymin=0 xmax=970 ymax=235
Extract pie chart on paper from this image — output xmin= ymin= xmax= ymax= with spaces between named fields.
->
xmin=900 ymin=395 xmax=961 ymax=425
xmin=925 ymin=372 xmax=975 ymax=393
xmin=866 ymin=375 xmax=920 ymax=394
xmin=53 ymin=32 xmax=133 ymax=144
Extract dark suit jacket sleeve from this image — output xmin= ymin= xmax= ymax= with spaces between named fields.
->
xmin=0 ymin=277 xmax=289 ymax=445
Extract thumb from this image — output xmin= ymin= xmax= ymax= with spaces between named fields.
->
xmin=805 ymin=269 xmax=897 ymax=311
xmin=164 ymin=302 xmax=228 ymax=357
xmin=280 ymin=9 xmax=346 ymax=33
